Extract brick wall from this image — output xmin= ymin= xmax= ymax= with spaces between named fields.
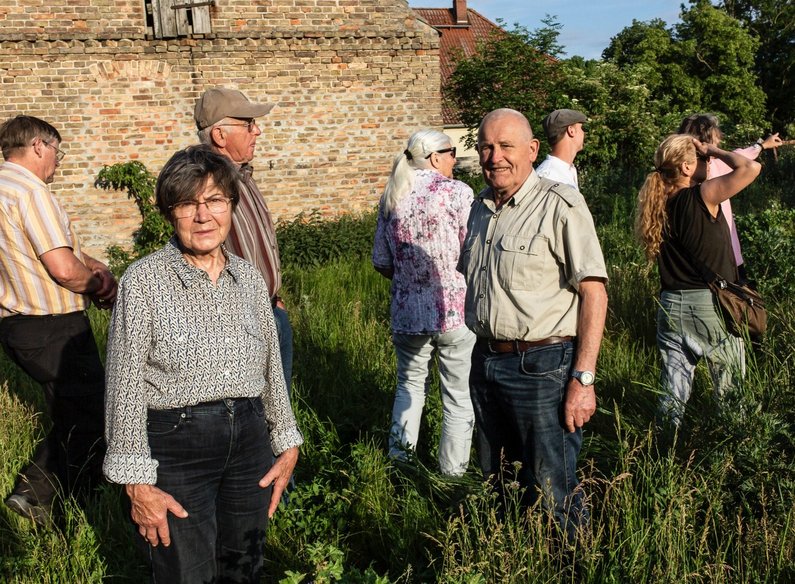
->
xmin=0 ymin=1 xmax=441 ymax=259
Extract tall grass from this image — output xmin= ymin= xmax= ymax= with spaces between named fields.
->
xmin=2 ymin=216 xmax=794 ymax=582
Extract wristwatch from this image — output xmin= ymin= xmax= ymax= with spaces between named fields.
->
xmin=571 ymin=370 xmax=595 ymax=386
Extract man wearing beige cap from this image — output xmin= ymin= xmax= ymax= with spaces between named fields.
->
xmin=194 ymin=87 xmax=293 ymax=393
xmin=535 ymin=108 xmax=588 ymax=189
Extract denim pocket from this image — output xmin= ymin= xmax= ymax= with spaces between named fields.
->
xmin=147 ymin=408 xmax=187 ymax=437
xmin=518 ymin=344 xmax=571 ymax=379
xmin=250 ymin=396 xmax=265 ymax=418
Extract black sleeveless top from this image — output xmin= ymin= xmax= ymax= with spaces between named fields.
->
xmin=658 ymin=186 xmax=738 ymax=291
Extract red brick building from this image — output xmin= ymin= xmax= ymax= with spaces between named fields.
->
xmin=0 ymin=1 xmax=441 ymax=258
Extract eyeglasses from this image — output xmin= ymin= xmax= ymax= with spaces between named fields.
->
xmin=217 ymin=119 xmax=258 ymax=133
xmin=170 ymin=196 xmax=231 ymax=219
xmin=44 ymin=141 xmax=66 ymax=162
xmin=426 ymin=147 xmax=456 ymax=159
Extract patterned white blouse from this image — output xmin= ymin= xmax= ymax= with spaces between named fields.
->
xmin=103 ymin=238 xmax=302 ymax=485
xmin=372 ymin=169 xmax=473 ymax=335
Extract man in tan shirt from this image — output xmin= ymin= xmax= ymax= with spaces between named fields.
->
xmin=0 ymin=115 xmax=117 ymax=524
xmin=458 ymin=108 xmax=607 ymax=541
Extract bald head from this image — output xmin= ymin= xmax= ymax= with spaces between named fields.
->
xmin=478 ymin=109 xmax=534 ymax=143
xmin=476 ymin=109 xmax=539 ymax=202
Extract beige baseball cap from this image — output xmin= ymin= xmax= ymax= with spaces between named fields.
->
xmin=194 ymin=87 xmax=274 ymax=130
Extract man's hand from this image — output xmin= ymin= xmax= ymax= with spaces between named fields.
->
xmin=563 ymin=378 xmax=596 ymax=433
xmin=84 ymin=255 xmax=117 ymax=308
xmin=259 ymin=446 xmax=299 ymax=518
xmin=126 ymin=484 xmax=188 ymax=547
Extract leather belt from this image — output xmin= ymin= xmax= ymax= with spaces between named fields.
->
xmin=478 ymin=336 xmax=573 ymax=354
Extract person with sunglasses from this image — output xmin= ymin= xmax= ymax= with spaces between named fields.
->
xmin=372 ymin=129 xmax=476 ymax=476
xmin=0 ymin=115 xmax=117 ymax=525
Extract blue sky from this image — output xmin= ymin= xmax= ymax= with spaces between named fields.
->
xmin=408 ymin=0 xmax=687 ymax=60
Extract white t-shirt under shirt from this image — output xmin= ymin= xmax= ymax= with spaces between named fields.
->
xmin=535 ymin=155 xmax=578 ymax=189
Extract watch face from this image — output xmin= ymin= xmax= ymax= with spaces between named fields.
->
xmin=577 ymin=371 xmax=595 ymax=385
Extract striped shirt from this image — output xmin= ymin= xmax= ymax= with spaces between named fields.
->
xmin=224 ymin=164 xmax=281 ymax=299
xmin=0 ymin=161 xmax=88 ymax=317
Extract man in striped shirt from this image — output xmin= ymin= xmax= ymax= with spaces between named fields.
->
xmin=194 ymin=87 xmax=293 ymax=394
xmin=0 ymin=115 xmax=117 ymax=524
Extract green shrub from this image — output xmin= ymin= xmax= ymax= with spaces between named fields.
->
xmin=736 ymin=204 xmax=795 ymax=297
xmin=95 ymin=161 xmax=171 ymax=275
xmin=276 ymin=209 xmax=378 ymax=270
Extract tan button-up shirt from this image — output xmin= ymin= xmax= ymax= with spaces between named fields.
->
xmin=457 ymin=171 xmax=607 ymax=341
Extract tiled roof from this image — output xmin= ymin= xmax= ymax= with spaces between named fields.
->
xmin=413 ymin=7 xmax=504 ymax=125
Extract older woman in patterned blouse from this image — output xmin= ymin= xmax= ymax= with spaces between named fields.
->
xmin=103 ymin=146 xmax=302 ymax=583
xmin=372 ymin=129 xmax=476 ymax=476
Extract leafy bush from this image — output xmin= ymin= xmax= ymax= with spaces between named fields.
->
xmin=453 ymin=168 xmax=486 ymax=194
xmin=736 ymin=204 xmax=795 ymax=298
xmin=97 ymin=160 xmax=378 ymax=275
xmin=95 ymin=161 xmax=171 ymax=275
xmin=277 ymin=209 xmax=378 ymax=270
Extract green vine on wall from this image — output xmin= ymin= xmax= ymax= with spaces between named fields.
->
xmin=96 ymin=161 xmax=172 ymax=275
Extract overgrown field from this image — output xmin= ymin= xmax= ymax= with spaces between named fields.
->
xmin=1 ymin=155 xmax=794 ymax=582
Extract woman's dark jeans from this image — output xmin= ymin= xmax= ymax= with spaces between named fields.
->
xmin=143 ymin=397 xmax=273 ymax=584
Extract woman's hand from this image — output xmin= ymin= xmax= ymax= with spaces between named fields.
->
xmin=126 ymin=484 xmax=189 ymax=547
xmin=761 ymin=133 xmax=783 ymax=151
xmin=692 ymin=137 xmax=712 ymax=158
xmin=259 ymin=446 xmax=299 ymax=518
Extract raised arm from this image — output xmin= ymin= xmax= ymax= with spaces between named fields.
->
xmin=697 ymin=139 xmax=761 ymax=207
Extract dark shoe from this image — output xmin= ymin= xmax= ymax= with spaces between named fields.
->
xmin=4 ymin=493 xmax=53 ymax=526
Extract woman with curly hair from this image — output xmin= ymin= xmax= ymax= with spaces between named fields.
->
xmin=635 ymin=134 xmax=760 ymax=428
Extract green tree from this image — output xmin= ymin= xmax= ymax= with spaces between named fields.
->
xmin=720 ymin=0 xmax=795 ymax=133
xmin=602 ymin=1 xmax=766 ymax=140
xmin=445 ymin=19 xmax=564 ymax=141
xmin=601 ymin=18 xmax=702 ymax=110
xmin=676 ymin=0 xmax=766 ymax=138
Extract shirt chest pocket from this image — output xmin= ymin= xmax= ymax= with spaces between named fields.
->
xmin=496 ymin=234 xmax=548 ymax=291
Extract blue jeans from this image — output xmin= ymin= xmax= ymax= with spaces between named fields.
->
xmin=470 ymin=340 xmax=584 ymax=538
xmin=657 ymin=289 xmax=745 ymax=427
xmin=143 ymin=397 xmax=273 ymax=584
xmin=389 ymin=326 xmax=476 ymax=476
xmin=273 ymin=305 xmax=293 ymax=396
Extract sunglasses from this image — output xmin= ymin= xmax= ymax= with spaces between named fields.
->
xmin=426 ymin=147 xmax=456 ymax=159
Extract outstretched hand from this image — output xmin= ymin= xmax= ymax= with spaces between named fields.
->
xmin=762 ymin=133 xmax=783 ymax=150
